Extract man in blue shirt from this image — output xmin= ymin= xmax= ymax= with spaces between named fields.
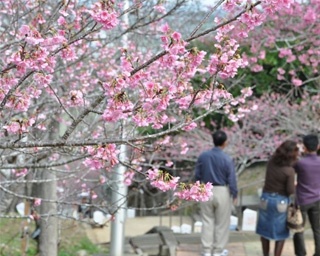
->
xmin=195 ymin=130 xmax=238 ymax=256
xmin=294 ymin=134 xmax=320 ymax=256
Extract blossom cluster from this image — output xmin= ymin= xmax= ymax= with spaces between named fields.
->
xmin=88 ymin=2 xmax=119 ymax=30
xmin=174 ymin=181 xmax=213 ymax=202
xmin=12 ymin=168 xmax=28 ymax=177
xmin=223 ymin=87 xmax=256 ymax=122
xmin=124 ymin=170 xmax=135 ymax=186
xmin=147 ymin=168 xmax=180 ymax=192
xmin=147 ymin=168 xmax=213 ymax=202
xmin=83 ymin=145 xmax=120 ymax=171
xmin=3 ymin=118 xmax=35 ymax=135
xmin=208 ymin=24 xmax=248 ymax=80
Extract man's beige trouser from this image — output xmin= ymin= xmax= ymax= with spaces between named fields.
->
xmin=200 ymin=186 xmax=231 ymax=255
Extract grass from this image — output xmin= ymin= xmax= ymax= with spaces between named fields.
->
xmin=238 ymin=163 xmax=266 ymax=195
xmin=0 ymin=218 xmax=108 ymax=256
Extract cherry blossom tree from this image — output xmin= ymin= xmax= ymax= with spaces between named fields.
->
xmin=0 ymin=0 xmax=297 ymax=255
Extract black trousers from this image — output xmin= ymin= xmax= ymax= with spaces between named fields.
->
xmin=293 ymin=200 xmax=320 ymax=256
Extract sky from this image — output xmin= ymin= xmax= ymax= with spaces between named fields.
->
xmin=191 ymin=0 xmax=220 ymax=10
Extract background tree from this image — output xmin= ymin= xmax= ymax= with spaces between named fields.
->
xmin=151 ymin=92 xmax=319 ymax=181
xmin=236 ymin=0 xmax=320 ymax=96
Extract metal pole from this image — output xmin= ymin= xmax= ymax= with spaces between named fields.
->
xmin=110 ymin=142 xmax=128 ymax=256
xmin=110 ymin=1 xmax=130 ymax=255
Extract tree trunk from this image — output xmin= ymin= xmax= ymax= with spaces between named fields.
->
xmin=34 ymin=170 xmax=58 ymax=256
xmin=4 ymin=191 xmax=19 ymax=214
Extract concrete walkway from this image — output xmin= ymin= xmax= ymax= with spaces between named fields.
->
xmin=177 ymin=240 xmax=315 ymax=256
xmin=177 ymin=231 xmax=315 ymax=256
xmin=87 ymin=216 xmax=315 ymax=256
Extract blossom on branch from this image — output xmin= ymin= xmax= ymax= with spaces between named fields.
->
xmin=89 ymin=2 xmax=119 ymax=30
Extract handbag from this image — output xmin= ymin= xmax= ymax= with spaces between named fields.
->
xmin=286 ymin=203 xmax=304 ymax=233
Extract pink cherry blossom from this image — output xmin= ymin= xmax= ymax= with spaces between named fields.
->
xmin=57 ymin=16 xmax=66 ymax=26
xmin=19 ymin=25 xmax=30 ymax=36
xmin=291 ymin=77 xmax=303 ymax=86
xmin=99 ymin=175 xmax=107 ymax=184
xmin=89 ymin=2 xmax=119 ymax=30
xmin=34 ymin=198 xmax=42 ymax=206
xmin=154 ymin=5 xmax=166 ymax=13
xmin=124 ymin=171 xmax=135 ymax=186
xmin=15 ymin=168 xmax=28 ymax=177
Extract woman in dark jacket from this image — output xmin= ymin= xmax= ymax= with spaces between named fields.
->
xmin=256 ymin=140 xmax=299 ymax=256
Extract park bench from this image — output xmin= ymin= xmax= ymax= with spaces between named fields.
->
xmin=129 ymin=226 xmax=185 ymax=256
xmin=128 ymin=226 xmax=202 ymax=256
xmin=130 ymin=232 xmax=165 ymax=256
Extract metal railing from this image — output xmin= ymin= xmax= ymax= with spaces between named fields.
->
xmin=159 ymin=201 xmax=198 ymax=232
xmin=237 ymin=179 xmax=264 ymax=230
xmin=157 ymin=179 xmax=265 ymax=232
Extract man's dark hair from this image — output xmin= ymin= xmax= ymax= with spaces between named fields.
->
xmin=303 ymin=134 xmax=319 ymax=152
xmin=212 ymin=130 xmax=227 ymax=146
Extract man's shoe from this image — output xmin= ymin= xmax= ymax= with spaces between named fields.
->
xmin=212 ymin=249 xmax=228 ymax=256
xmin=222 ymin=249 xmax=228 ymax=255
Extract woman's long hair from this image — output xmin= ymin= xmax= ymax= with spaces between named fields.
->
xmin=272 ymin=140 xmax=298 ymax=166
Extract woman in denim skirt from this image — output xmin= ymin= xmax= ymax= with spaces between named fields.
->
xmin=256 ymin=140 xmax=299 ymax=256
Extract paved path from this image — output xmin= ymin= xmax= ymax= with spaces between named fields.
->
xmin=177 ymin=239 xmax=315 ymax=256
xmin=87 ymin=216 xmax=315 ymax=256
xmin=177 ymin=232 xmax=315 ymax=256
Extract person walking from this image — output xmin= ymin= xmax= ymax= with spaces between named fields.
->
xmin=195 ymin=130 xmax=238 ymax=256
xmin=293 ymin=134 xmax=320 ymax=256
xmin=256 ymin=140 xmax=299 ymax=256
